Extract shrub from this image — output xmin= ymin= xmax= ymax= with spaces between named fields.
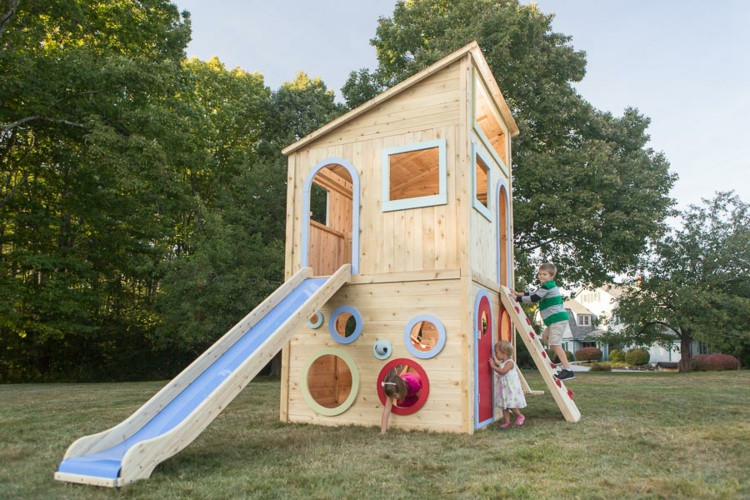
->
xmin=609 ymin=349 xmax=625 ymax=363
xmin=516 ymin=338 xmax=535 ymax=370
xmin=624 ymin=348 xmax=650 ymax=366
xmin=656 ymin=361 xmax=679 ymax=370
xmin=575 ymin=346 xmax=603 ymax=362
xmin=691 ymin=354 xmax=740 ymax=371
xmin=546 ymin=349 xmax=575 ymax=363
xmin=590 ymin=362 xmax=612 ymax=371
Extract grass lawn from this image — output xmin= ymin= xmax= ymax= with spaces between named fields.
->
xmin=1 ymin=371 xmax=748 ymax=499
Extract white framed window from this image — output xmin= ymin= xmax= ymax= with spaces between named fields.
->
xmin=578 ymin=315 xmax=591 ymax=326
xmin=381 ymin=139 xmax=447 ymax=212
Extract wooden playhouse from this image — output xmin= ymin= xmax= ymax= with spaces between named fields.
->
xmin=279 ymin=41 xmax=579 ymax=434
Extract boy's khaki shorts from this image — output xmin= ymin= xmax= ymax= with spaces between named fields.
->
xmin=542 ymin=321 xmax=571 ymax=346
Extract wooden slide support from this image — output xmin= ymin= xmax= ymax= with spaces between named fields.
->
xmin=498 ymin=286 xmax=581 ymax=423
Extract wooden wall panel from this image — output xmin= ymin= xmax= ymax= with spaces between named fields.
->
xmin=470 ymin=209 xmax=496 ymax=281
xmin=311 ymin=62 xmax=462 ymax=149
xmin=308 ymin=222 xmax=347 ymax=276
xmin=284 ymin=279 xmax=470 ymax=433
xmin=286 ymin=61 xmax=466 ymax=278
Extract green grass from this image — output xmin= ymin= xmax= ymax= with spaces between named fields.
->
xmin=1 ymin=371 xmax=749 ymax=499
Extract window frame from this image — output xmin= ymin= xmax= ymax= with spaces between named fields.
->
xmin=471 ymin=143 xmax=494 ymax=221
xmin=381 ymin=139 xmax=447 ymax=212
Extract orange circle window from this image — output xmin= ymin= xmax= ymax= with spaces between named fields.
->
xmin=376 ymin=358 xmax=430 ymax=416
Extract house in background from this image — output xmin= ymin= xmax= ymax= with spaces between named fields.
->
xmin=559 ymin=285 xmax=706 ymax=363
xmin=560 ymin=298 xmax=609 ymax=359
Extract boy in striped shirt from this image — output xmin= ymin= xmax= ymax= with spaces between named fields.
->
xmin=513 ymin=262 xmax=575 ymax=381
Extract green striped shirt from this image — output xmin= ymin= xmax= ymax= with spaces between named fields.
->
xmin=519 ymin=280 xmax=570 ymax=326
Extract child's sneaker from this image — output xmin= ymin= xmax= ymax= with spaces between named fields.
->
xmin=515 ymin=415 xmax=525 ymax=426
xmin=499 ymin=421 xmax=511 ymax=429
xmin=555 ymin=369 xmax=575 ymax=381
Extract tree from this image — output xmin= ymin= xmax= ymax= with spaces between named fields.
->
xmin=155 ymin=72 xmax=345 ymax=375
xmin=613 ymin=192 xmax=750 ymax=371
xmin=0 ymin=0 xmax=195 ymax=381
xmin=342 ymin=0 xmax=676 ymax=287
xmin=153 ymin=57 xmax=273 ymax=365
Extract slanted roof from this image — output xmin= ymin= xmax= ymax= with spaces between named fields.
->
xmin=282 ymin=41 xmax=519 ymax=156
xmin=564 ymin=300 xmax=595 ymax=316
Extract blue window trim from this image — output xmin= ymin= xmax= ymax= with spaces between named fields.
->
xmin=472 ymin=124 xmax=509 ymax=177
xmin=471 ymin=69 xmax=509 ymax=177
xmin=495 ymin=178 xmax=512 ymax=286
xmin=301 ymin=158 xmax=360 ymax=274
xmin=328 ymin=306 xmax=364 ymax=344
xmin=474 ymin=289 xmax=495 ymax=430
xmin=381 ymin=139 xmax=447 ymax=212
xmin=471 ymin=142 xmax=494 ymax=222
xmin=403 ymin=314 xmax=447 ymax=359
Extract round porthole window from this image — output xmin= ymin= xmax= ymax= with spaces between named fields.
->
xmin=403 ymin=314 xmax=446 ymax=359
xmin=307 ymin=311 xmax=324 ymax=329
xmin=376 ymin=358 xmax=430 ymax=416
xmin=328 ymin=306 xmax=363 ymax=344
xmin=301 ymin=348 xmax=360 ymax=416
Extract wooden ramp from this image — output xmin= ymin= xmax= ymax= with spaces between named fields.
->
xmin=499 ymin=286 xmax=581 ymax=423
xmin=55 ymin=265 xmax=351 ymax=488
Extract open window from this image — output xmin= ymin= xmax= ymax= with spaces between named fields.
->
xmin=472 ymin=145 xmax=492 ymax=220
xmin=381 ymin=139 xmax=447 ymax=212
xmin=473 ymin=72 xmax=509 ymax=169
xmin=404 ymin=314 xmax=447 ymax=359
xmin=328 ymin=306 xmax=363 ymax=344
xmin=376 ymin=358 xmax=430 ymax=416
xmin=302 ymin=348 xmax=359 ymax=416
xmin=497 ymin=181 xmax=511 ymax=286
xmin=307 ymin=163 xmax=353 ymax=276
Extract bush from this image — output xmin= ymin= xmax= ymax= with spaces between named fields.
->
xmin=590 ymin=362 xmax=612 ymax=371
xmin=656 ymin=361 xmax=679 ymax=370
xmin=609 ymin=349 xmax=625 ymax=363
xmin=575 ymin=346 xmax=603 ymax=362
xmin=624 ymin=348 xmax=650 ymax=366
xmin=691 ymin=354 xmax=740 ymax=371
xmin=546 ymin=349 xmax=575 ymax=364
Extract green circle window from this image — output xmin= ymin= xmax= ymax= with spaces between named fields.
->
xmin=307 ymin=311 xmax=324 ymax=329
xmin=302 ymin=348 xmax=360 ymax=416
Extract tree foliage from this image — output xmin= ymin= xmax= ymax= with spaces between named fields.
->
xmin=0 ymin=0 xmax=348 ymax=381
xmin=1 ymin=0 xmax=195 ymax=381
xmin=612 ymin=192 xmax=750 ymax=371
xmin=0 ymin=0 xmax=684 ymax=382
xmin=343 ymin=0 xmax=676 ymax=287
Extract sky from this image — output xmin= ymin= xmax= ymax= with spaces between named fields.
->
xmin=171 ymin=0 xmax=750 ymax=212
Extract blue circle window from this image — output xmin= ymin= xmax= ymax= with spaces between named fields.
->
xmin=404 ymin=314 xmax=446 ymax=359
xmin=329 ymin=306 xmax=363 ymax=344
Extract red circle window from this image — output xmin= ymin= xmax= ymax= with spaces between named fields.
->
xmin=376 ymin=358 xmax=430 ymax=416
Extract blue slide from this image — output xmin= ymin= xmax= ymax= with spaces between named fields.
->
xmin=55 ymin=265 xmax=350 ymax=487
